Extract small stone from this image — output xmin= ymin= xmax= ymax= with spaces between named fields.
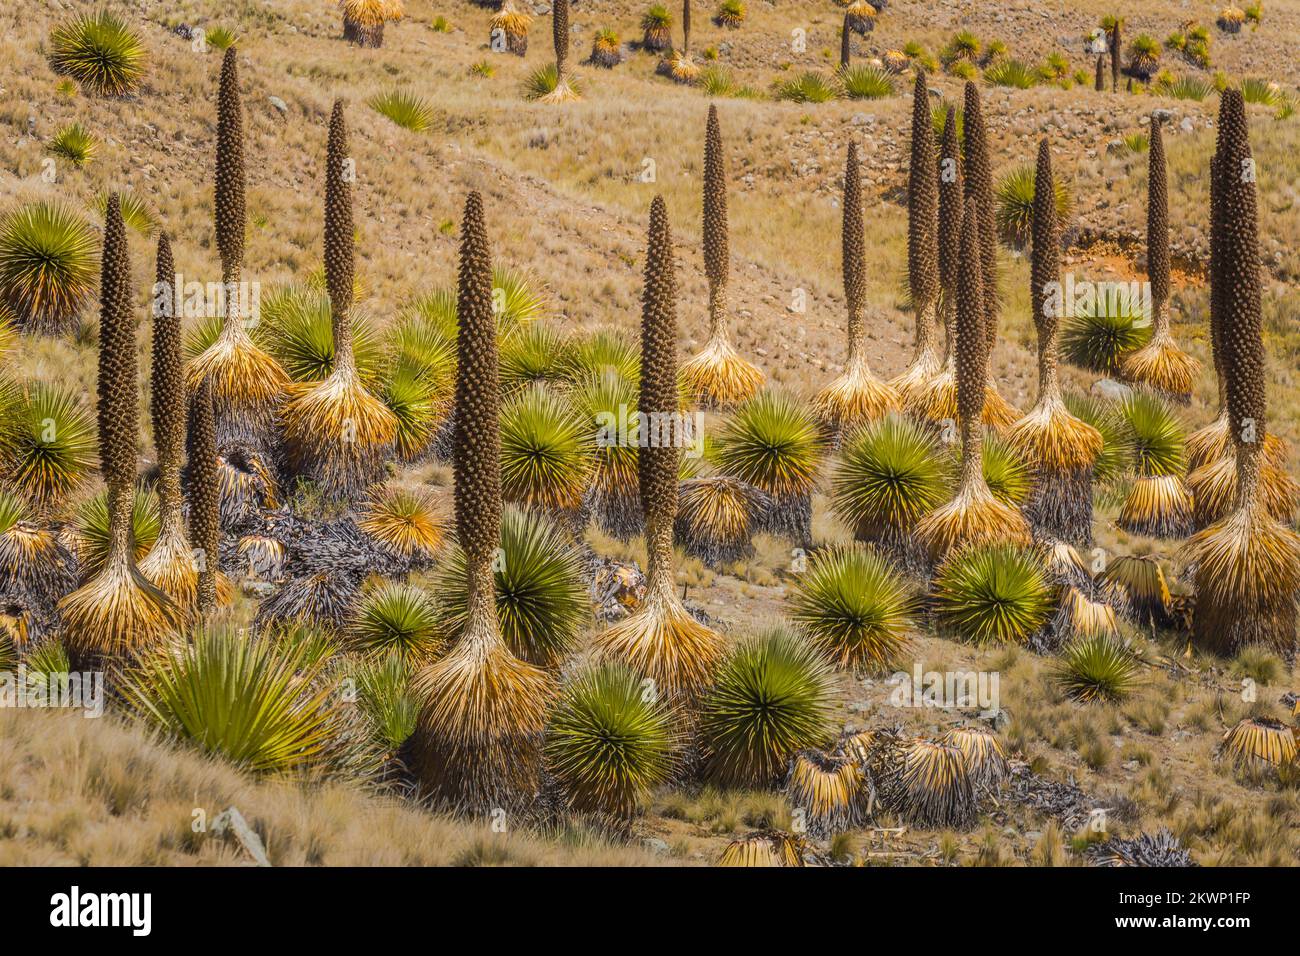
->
xmin=1092 ymin=378 xmax=1133 ymax=401
xmin=268 ymin=96 xmax=288 ymax=115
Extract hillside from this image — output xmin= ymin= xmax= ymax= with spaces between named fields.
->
xmin=1 ymin=0 xmax=1298 ymax=867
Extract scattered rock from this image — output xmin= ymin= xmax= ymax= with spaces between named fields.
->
xmin=1091 ymin=378 xmax=1133 ymax=401
xmin=268 ymin=96 xmax=288 ymax=116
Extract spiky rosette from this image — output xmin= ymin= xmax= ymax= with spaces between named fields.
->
xmin=1120 ymin=117 xmax=1199 ymax=401
xmin=1115 ymin=392 xmax=1193 ymax=538
xmin=786 ymin=749 xmax=866 ymax=837
xmin=545 ymin=664 xmax=680 ymax=820
xmin=498 ymin=383 xmax=595 ymax=522
xmin=714 ymin=390 xmax=824 ymax=545
xmin=890 ymin=72 xmax=942 ymax=408
xmin=674 ymin=475 xmax=770 ymax=567
xmin=594 ymin=197 xmax=724 ymax=702
xmin=814 ymin=143 xmax=900 ymax=439
xmin=412 ymin=193 xmax=554 ymax=810
xmin=932 ymin=542 xmax=1053 ymax=646
xmin=831 ymin=414 xmax=948 ymax=572
xmin=357 ymin=485 xmax=444 ymax=561
xmin=939 ymin=726 xmax=1008 ymax=789
xmin=282 ymin=100 xmax=397 ymax=499
xmin=187 ymin=49 xmax=288 ymax=444
xmin=433 ymin=505 xmax=586 ymax=668
xmin=916 ymin=201 xmax=1030 ymax=562
xmin=60 ymin=196 xmax=179 ymax=664
xmin=578 ymin=370 xmax=642 ymax=539
xmin=140 ymin=233 xmax=203 ymax=614
xmin=699 ymin=628 xmax=837 ymax=786
xmin=789 ymin=545 xmax=914 ymax=675
xmin=1005 ymin=140 xmax=1102 ymax=545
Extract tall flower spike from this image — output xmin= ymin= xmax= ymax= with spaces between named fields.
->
xmin=60 ymin=195 xmax=179 ymax=664
xmin=140 ymin=233 xmax=207 ymax=613
xmin=188 ymin=378 xmax=220 ymax=621
xmin=911 ymin=104 xmax=966 ymax=425
xmin=892 ymin=71 xmax=942 ymax=407
xmin=280 ymin=100 xmax=397 ymax=500
xmin=1120 ymin=116 xmax=1200 ymax=402
xmin=595 ymin=196 xmax=724 ymax=701
xmin=539 ymin=0 xmax=582 ymax=100
xmin=185 ymin=46 xmax=288 ymax=443
xmin=915 ymin=198 xmax=1030 ymax=563
xmin=1004 ymin=140 xmax=1102 ymax=544
xmin=680 ymin=105 xmax=763 ymax=407
xmin=412 ymin=192 xmax=554 ymax=809
xmin=215 ymin=47 xmax=245 ymax=285
xmin=1187 ymin=88 xmax=1300 ymax=656
xmin=961 ymin=81 xmax=1019 ymax=429
xmin=813 ymin=143 xmax=899 ymax=439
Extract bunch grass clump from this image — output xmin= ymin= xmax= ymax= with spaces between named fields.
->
xmin=1053 ymin=632 xmax=1143 ymax=702
xmin=48 ymin=123 xmax=98 ymax=166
